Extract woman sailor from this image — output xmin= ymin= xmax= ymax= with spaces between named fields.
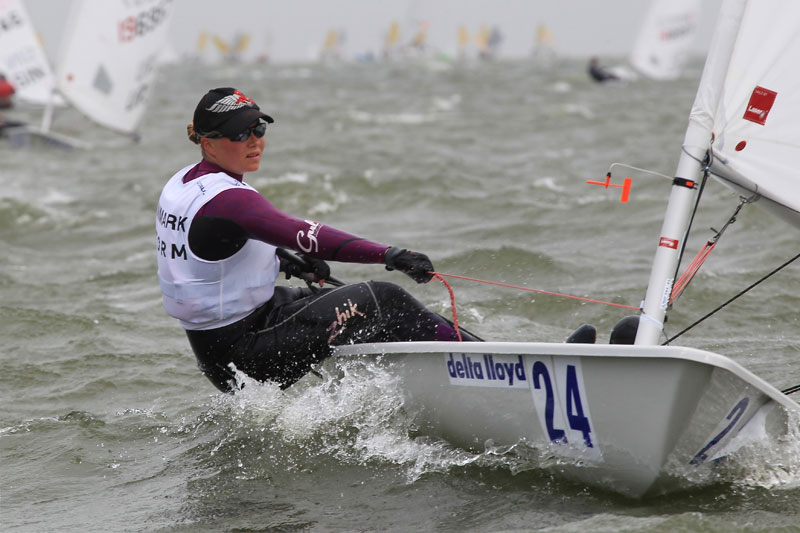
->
xmin=156 ymin=87 xmax=478 ymax=392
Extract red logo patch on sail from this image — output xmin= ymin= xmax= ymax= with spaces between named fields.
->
xmin=659 ymin=237 xmax=679 ymax=249
xmin=743 ymin=86 xmax=777 ymax=125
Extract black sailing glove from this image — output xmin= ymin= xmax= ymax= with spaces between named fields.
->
xmin=279 ymin=251 xmax=331 ymax=284
xmin=384 ymin=246 xmax=434 ymax=283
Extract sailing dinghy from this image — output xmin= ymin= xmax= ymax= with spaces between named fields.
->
xmin=331 ymin=0 xmax=800 ymax=498
xmin=0 ymin=0 xmax=69 ymax=147
xmin=0 ymin=0 xmax=58 ymax=106
xmin=629 ymin=0 xmax=701 ymax=80
xmin=601 ymin=0 xmax=701 ymax=83
xmin=7 ymin=0 xmax=175 ymax=149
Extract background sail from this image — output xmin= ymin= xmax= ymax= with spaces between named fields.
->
xmin=55 ymin=0 xmax=175 ymax=135
xmin=0 ymin=0 xmax=58 ymax=105
xmin=705 ymin=0 xmax=800 ymax=226
xmin=629 ymin=0 xmax=700 ymax=80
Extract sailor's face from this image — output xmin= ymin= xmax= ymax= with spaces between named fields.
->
xmin=202 ymin=122 xmax=265 ymax=175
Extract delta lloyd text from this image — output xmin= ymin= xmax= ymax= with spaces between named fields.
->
xmin=446 ymin=353 xmax=526 ymax=386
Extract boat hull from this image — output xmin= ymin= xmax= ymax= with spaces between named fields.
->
xmin=331 ymin=341 xmax=799 ymax=497
xmin=1 ymin=126 xmax=89 ymax=150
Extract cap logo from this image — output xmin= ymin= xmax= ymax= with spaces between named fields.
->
xmin=206 ymin=90 xmax=256 ymax=114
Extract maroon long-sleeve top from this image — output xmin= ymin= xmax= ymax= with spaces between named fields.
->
xmin=184 ymin=160 xmax=389 ymax=263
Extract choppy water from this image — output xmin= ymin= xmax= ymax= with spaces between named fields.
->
xmin=2 ymin=57 xmax=800 ymax=532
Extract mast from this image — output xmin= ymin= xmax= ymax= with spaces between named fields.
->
xmin=635 ymin=0 xmax=749 ymax=345
xmin=39 ymin=0 xmax=81 ymax=134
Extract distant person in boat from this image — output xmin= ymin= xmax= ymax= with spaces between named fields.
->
xmin=587 ymin=57 xmax=620 ymax=83
xmin=0 ymin=73 xmax=15 ymax=109
xmin=0 ymin=73 xmax=26 ymax=136
xmin=156 ymin=87 xmax=479 ymax=393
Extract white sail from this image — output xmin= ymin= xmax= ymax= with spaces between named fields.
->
xmin=0 ymin=0 xmax=58 ymax=105
xmin=55 ymin=0 xmax=175 ymax=135
xmin=629 ymin=0 xmax=701 ymax=80
xmin=704 ymin=1 xmax=800 ymax=226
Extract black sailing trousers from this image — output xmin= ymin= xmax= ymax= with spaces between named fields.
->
xmin=186 ymin=281 xmax=478 ymax=392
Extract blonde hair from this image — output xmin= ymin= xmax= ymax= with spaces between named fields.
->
xmin=187 ymin=121 xmax=201 ymax=145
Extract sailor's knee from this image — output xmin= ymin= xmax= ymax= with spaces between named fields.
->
xmin=368 ymin=280 xmax=407 ymax=296
xmin=367 ymin=280 xmax=418 ymax=307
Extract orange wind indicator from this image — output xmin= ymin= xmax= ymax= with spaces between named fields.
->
xmin=587 ymin=173 xmax=632 ymax=203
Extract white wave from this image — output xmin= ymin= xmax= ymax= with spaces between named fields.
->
xmin=551 ymin=81 xmax=572 ymax=94
xmin=726 ymin=409 xmax=800 ymax=491
xmin=40 ymin=188 xmax=76 ymax=206
xmin=533 ymin=176 xmax=566 ymax=192
xmin=251 ymin=172 xmax=310 ymax=187
xmin=432 ymin=94 xmax=462 ymax=112
xmin=213 ymin=357 xmax=549 ymax=483
xmin=347 ymin=109 xmax=437 ymax=125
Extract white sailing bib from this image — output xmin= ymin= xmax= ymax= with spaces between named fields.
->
xmin=156 ymin=166 xmax=279 ymax=330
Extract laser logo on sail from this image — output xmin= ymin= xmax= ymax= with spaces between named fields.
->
xmin=743 ymin=86 xmax=777 ymax=125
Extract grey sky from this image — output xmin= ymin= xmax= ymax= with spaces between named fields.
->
xmin=25 ymin=0 xmax=724 ymax=64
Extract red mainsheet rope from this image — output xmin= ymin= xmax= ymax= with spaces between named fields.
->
xmin=432 ymin=272 xmax=462 ymax=341
xmin=432 ymin=271 xmax=639 ymax=310
xmin=429 ymin=271 xmax=640 ymax=342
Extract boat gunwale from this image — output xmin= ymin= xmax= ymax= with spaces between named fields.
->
xmin=333 ymin=341 xmax=800 ymax=411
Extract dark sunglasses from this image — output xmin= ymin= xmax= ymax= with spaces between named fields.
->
xmin=205 ymin=121 xmax=267 ymax=142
